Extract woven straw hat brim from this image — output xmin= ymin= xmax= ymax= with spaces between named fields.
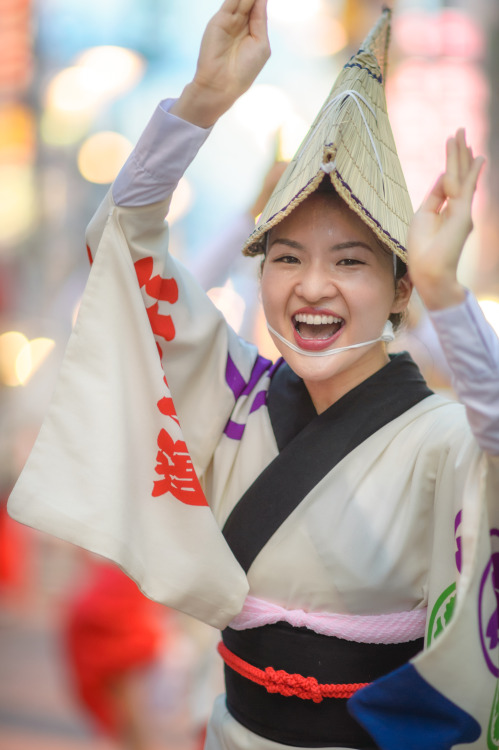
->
xmin=242 ymin=9 xmax=413 ymax=263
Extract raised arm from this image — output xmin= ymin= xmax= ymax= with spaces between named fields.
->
xmin=109 ymin=0 xmax=270 ymax=210
xmin=171 ymin=0 xmax=270 ymax=128
xmin=86 ymin=1 xmax=273 ymax=479
xmin=407 ymin=131 xmax=499 ymax=456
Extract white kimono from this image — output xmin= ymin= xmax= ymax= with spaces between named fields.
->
xmin=8 ymin=166 xmax=499 ymax=749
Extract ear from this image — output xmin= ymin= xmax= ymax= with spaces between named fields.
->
xmin=391 ymin=272 xmax=413 ymax=314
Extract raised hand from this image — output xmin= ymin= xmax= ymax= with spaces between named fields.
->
xmin=407 ymin=129 xmax=485 ymax=310
xmin=171 ymin=0 xmax=270 ymax=128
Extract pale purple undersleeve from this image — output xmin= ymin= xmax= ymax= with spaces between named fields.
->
xmin=428 ymin=290 xmax=499 ymax=455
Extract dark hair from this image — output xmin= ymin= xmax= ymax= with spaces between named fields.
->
xmin=390 ymin=255 xmax=408 ymax=331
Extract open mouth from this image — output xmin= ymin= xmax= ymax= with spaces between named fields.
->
xmin=293 ymin=312 xmax=344 ymax=341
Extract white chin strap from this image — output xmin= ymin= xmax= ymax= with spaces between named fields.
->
xmin=266 ymin=320 xmax=395 ymax=358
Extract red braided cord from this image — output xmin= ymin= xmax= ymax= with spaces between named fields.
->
xmin=217 ymin=641 xmax=369 ymax=703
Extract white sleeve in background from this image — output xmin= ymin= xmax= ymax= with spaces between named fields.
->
xmin=429 ymin=289 xmax=499 ymax=455
xmin=189 ymin=212 xmax=256 ymax=290
xmin=112 ymin=98 xmax=213 ymax=207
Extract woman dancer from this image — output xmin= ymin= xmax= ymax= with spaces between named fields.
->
xmin=9 ymin=1 xmax=499 ymax=747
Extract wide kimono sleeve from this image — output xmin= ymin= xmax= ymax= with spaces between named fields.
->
xmin=349 ymin=295 xmax=499 ymax=749
xmin=7 ymin=170 xmax=256 ymax=630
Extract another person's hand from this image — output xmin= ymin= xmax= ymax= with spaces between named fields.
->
xmin=407 ymin=129 xmax=485 ymax=310
xmin=171 ymin=0 xmax=270 ymax=129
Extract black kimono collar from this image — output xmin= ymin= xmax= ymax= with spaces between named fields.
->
xmin=223 ymin=352 xmax=433 ymax=573
xmin=268 ymin=352 xmax=431 ymax=452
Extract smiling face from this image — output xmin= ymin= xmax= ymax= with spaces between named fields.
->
xmin=261 ymin=190 xmax=412 ymax=412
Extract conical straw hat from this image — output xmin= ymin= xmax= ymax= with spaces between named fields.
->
xmin=243 ymin=8 xmax=412 ymax=263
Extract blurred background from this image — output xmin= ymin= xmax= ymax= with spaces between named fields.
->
xmin=1 ymin=0 xmax=499 ymax=748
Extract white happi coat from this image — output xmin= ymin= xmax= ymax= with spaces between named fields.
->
xmin=8 ymin=190 xmax=499 ymax=749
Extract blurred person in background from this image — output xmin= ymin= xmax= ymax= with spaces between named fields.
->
xmin=0 ymin=482 xmax=33 ymax=614
xmin=64 ymin=556 xmax=166 ymax=750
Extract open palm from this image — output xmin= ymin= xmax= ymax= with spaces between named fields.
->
xmin=408 ymin=129 xmax=484 ymax=310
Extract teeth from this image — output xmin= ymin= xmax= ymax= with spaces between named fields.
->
xmin=294 ymin=313 xmax=342 ymax=325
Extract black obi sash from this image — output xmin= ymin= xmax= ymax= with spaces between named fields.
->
xmin=222 ymin=352 xmax=433 ymax=573
xmin=222 ymin=623 xmax=424 ymax=748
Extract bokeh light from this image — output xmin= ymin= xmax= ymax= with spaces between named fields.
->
xmin=77 ymin=131 xmax=133 ymax=184
xmin=42 ymin=46 xmax=145 ymax=146
xmin=15 ymin=338 xmax=56 ymax=386
xmin=40 ymin=108 xmax=94 ymax=146
xmin=479 ymin=298 xmax=499 ymax=335
xmin=0 ymin=102 xmax=36 ymax=164
xmin=395 ymin=9 xmax=484 ymax=59
xmin=268 ymin=0 xmax=347 ymax=57
xmin=0 ymin=332 xmax=55 ymax=387
xmin=268 ymin=0 xmax=322 ymax=24
xmin=207 ymin=280 xmax=246 ymax=334
xmin=74 ymin=46 xmax=145 ymax=99
xmin=232 ymin=85 xmax=294 ymax=150
xmin=45 ymin=47 xmax=144 ymax=113
xmin=279 ymin=113 xmax=310 ymax=161
xmin=312 ymin=15 xmax=348 ymax=57
xmin=388 ymin=10 xmax=488 ymax=212
xmin=45 ymin=66 xmax=105 ymax=114
xmin=0 ymin=331 xmax=28 ymax=386
xmin=168 ymin=178 xmax=194 ymax=226
xmin=0 ymin=165 xmax=37 ymax=246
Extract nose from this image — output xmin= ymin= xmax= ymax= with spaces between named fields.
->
xmin=295 ymin=260 xmax=338 ymax=303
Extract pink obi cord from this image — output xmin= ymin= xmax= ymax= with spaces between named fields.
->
xmin=228 ymin=596 xmax=427 ymax=644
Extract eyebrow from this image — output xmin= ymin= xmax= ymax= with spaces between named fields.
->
xmin=269 ymin=238 xmax=303 ymax=250
xmin=269 ymin=238 xmax=375 ymax=253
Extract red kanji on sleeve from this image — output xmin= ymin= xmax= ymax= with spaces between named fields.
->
xmin=145 ymin=302 xmax=176 ymax=342
xmin=157 ymin=396 xmax=180 ymax=425
xmin=134 ymin=257 xmax=178 ymax=303
xmin=153 ymin=429 xmax=207 ymax=506
xmin=134 ymin=256 xmax=178 ymax=346
xmin=133 ymin=261 xmax=204 ymax=506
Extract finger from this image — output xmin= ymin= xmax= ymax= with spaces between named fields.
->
xmin=249 ymin=0 xmax=268 ymax=24
xmin=231 ymin=0 xmax=260 ymax=15
xmin=218 ymin=0 xmax=256 ymax=18
xmin=461 ymin=155 xmax=485 ymax=203
xmin=249 ymin=0 xmax=269 ymax=39
xmin=420 ymin=173 xmax=447 ymax=214
xmin=219 ymin=0 xmax=241 ymax=13
xmin=445 ymin=135 xmax=460 ymax=197
xmin=456 ymin=128 xmax=472 ymax=181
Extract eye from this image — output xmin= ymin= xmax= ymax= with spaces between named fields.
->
xmin=337 ymin=257 xmax=365 ymax=267
xmin=273 ymin=254 xmax=300 ymax=264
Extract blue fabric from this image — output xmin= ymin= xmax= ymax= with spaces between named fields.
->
xmin=347 ymin=663 xmax=481 ymax=749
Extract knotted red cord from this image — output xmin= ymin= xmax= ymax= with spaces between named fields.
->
xmin=217 ymin=641 xmax=369 ymax=703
